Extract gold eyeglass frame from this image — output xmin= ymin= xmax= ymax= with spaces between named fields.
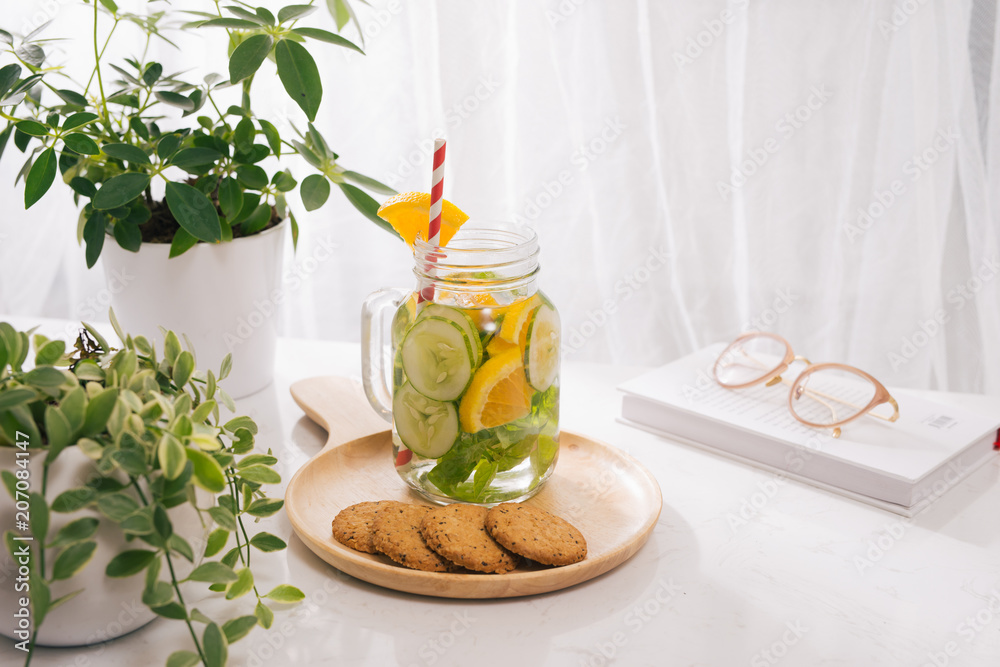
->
xmin=712 ymin=332 xmax=900 ymax=439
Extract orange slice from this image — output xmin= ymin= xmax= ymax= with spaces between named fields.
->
xmin=377 ymin=191 xmax=470 ymax=248
xmin=459 ymin=347 xmax=532 ymax=432
xmin=498 ymin=294 xmax=542 ymax=350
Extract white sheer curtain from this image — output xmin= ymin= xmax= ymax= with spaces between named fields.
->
xmin=1 ymin=0 xmax=999 ymax=394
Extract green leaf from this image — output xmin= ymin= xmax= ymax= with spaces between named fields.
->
xmin=48 ymin=517 xmax=99 ymax=549
xmin=83 ymin=387 xmax=118 ymax=436
xmin=93 ymin=172 xmax=151 ymax=210
xmin=54 ymin=88 xmax=88 ymax=107
xmin=43 ymin=406 xmax=72 ymax=461
xmin=34 ymin=339 xmax=65 ymax=365
xmin=233 ymin=117 xmax=255 ymax=154
xmin=204 ymin=527 xmax=229 ymax=558
xmin=256 ymin=7 xmax=277 ymax=25
xmin=222 ymin=614 xmax=258 ymax=643
xmin=218 ymin=176 xmax=243 ymax=220
xmin=154 ymin=504 xmax=173 ymax=541
xmin=199 ymin=17 xmax=260 ymax=29
xmin=240 ymin=203 xmax=272 ymax=235
xmin=62 ymin=132 xmax=100 ymax=155
xmin=102 ymin=143 xmax=151 ymax=165
xmin=23 ymin=366 xmax=65 ymax=388
xmin=142 ymin=62 xmax=163 ymax=87
xmin=173 ymin=350 xmax=195 ymax=387
xmin=300 ymin=173 xmax=330 ymax=211
xmin=105 ymin=549 xmax=156 ymax=577
xmin=52 ymin=540 xmax=97 ymax=580
xmin=0 ymin=64 xmax=21 ymax=99
xmin=142 ymin=580 xmax=173 ymax=607
xmin=264 ymin=584 xmax=305 ymax=603
xmin=69 ymin=177 xmax=97 ymax=199
xmin=249 ymin=532 xmax=287 ymax=552
xmin=0 ymin=388 xmax=35 ymax=413
xmin=157 ymin=133 xmax=183 ymax=160
xmin=113 ymin=220 xmax=142 ymax=252
xmin=187 ymin=448 xmax=226 ymax=493
xmin=64 ymin=112 xmax=99 ymax=130
xmin=169 ymin=534 xmax=195 ymax=562
xmin=24 ymin=146 xmax=56 ymax=208
xmin=97 ymin=493 xmax=140 ymax=521
xmin=229 ymin=34 xmax=274 ymax=84
xmin=166 ymin=651 xmax=200 ymax=667
xmin=28 ymin=493 xmax=49 ymax=542
xmin=226 ymin=567 xmax=254 ymax=599
xmin=15 ymin=120 xmax=49 ymax=137
xmin=29 ymin=573 xmax=51 ymax=626
xmin=292 ymin=27 xmax=363 ymax=54
xmin=165 ymin=181 xmax=223 ymax=243
xmin=51 ymin=487 xmax=96 ymax=513
xmin=155 ymin=90 xmax=196 ymax=110
xmin=258 ymin=119 xmax=281 ymax=157
xmin=152 ymin=602 xmax=187 ymax=619
xmin=158 ymin=434 xmax=187 ymax=480
xmin=245 ymin=497 xmax=284 ymax=518
xmin=341 ymin=170 xmax=396 ymax=195
xmin=98 ymin=0 xmax=118 ymax=13
xmin=339 ymin=182 xmax=401 ymax=239
xmin=278 ymin=4 xmax=318 ymax=22
xmin=274 ymin=39 xmax=322 ymax=122
xmin=83 ymin=211 xmax=107 ymax=268
xmin=235 ymin=164 xmax=268 ymax=190
xmin=224 ymin=415 xmax=258 ymax=434
xmin=238 ymin=464 xmax=281 ymax=484
xmin=254 ymin=600 xmax=274 ymax=628
xmin=168 ymin=227 xmax=199 ymax=258
xmin=170 ymin=147 xmax=222 ymax=170
xmin=327 ymin=0 xmax=350 ymax=30
xmin=203 ymin=622 xmax=228 ymax=667
xmin=187 ymin=561 xmax=238 ymax=584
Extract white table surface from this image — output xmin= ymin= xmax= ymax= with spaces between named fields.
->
xmin=2 ymin=327 xmax=999 ymax=667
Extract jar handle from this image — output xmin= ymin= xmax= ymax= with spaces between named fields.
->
xmin=360 ymin=287 xmax=408 ymax=422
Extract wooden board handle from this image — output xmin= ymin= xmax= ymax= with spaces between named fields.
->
xmin=290 ymin=376 xmax=390 ymax=450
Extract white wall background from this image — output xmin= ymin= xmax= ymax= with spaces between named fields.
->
xmin=1 ymin=0 xmax=999 ymax=394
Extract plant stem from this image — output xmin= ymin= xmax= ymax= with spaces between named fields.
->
xmin=90 ymin=4 xmax=111 ymax=131
xmin=164 ymin=549 xmax=207 ymax=665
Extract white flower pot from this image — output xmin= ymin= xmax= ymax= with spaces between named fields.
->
xmin=0 ymin=445 xmax=203 ymax=647
xmin=101 ymin=221 xmax=287 ymax=399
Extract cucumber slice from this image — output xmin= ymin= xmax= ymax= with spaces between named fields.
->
xmin=417 ymin=303 xmax=483 ymax=367
xmin=392 ymin=345 xmax=406 ymax=391
xmin=393 ymin=382 xmax=459 ymax=458
xmin=523 ymin=304 xmax=560 ymax=391
xmin=401 ymin=316 xmax=475 ymax=401
xmin=391 ymin=293 xmax=418 ymax=349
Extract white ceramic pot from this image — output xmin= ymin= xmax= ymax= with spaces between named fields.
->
xmin=0 ymin=445 xmax=204 ymax=647
xmin=101 ymin=221 xmax=287 ymax=398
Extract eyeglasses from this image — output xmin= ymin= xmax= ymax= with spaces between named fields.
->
xmin=712 ymin=332 xmax=899 ymax=438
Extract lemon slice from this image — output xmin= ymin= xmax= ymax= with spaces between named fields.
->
xmin=376 ymin=191 xmax=469 ymax=248
xmin=458 ymin=347 xmax=533 ymax=433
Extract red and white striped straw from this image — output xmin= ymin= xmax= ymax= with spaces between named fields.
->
xmin=428 ymin=138 xmax=446 ymax=246
xmin=418 ymin=138 xmax=447 ymax=305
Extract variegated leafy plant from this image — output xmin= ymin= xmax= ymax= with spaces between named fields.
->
xmin=0 ymin=314 xmax=300 ymax=667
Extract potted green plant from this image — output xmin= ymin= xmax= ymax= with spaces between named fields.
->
xmin=0 ymin=0 xmax=398 ymax=397
xmin=0 ymin=313 xmax=302 ymax=666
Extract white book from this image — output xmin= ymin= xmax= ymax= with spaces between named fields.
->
xmin=618 ymin=344 xmax=1000 ymax=516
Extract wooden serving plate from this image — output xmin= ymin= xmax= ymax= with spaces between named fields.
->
xmin=286 ymin=376 xmax=662 ymax=599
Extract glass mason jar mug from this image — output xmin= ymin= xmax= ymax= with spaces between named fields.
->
xmin=361 ymin=222 xmax=561 ymax=505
